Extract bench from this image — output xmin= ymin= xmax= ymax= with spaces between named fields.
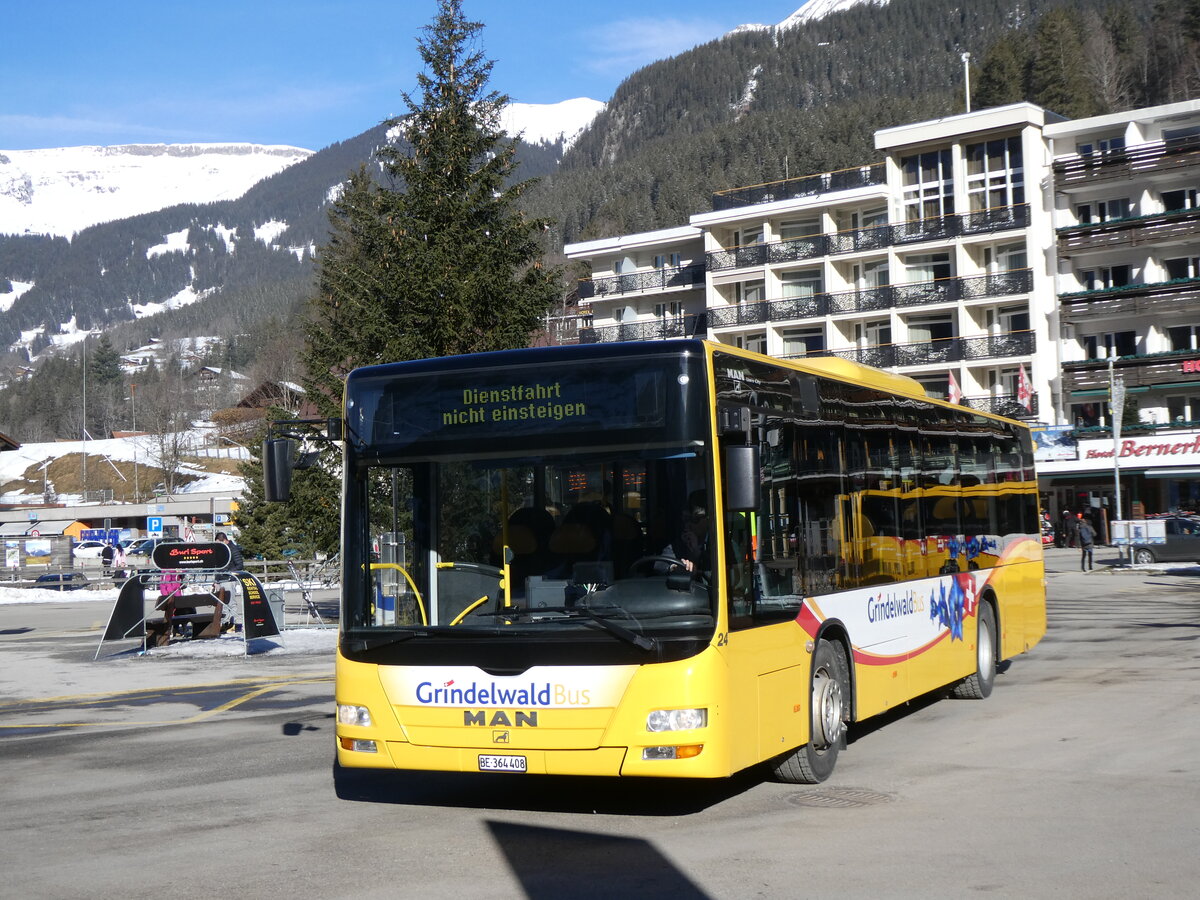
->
xmin=144 ymin=592 xmax=225 ymax=647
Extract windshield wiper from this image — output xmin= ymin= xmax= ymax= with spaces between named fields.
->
xmin=518 ymin=605 xmax=658 ymax=652
xmin=345 ymin=631 xmax=420 ymax=652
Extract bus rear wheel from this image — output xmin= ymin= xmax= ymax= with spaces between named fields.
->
xmin=952 ymin=601 xmax=997 ymax=699
xmin=772 ymin=639 xmax=848 ymax=784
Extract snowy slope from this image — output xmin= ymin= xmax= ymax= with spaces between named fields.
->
xmin=501 ymin=98 xmax=605 ymax=148
xmin=731 ymin=0 xmax=888 ymax=34
xmin=0 ymin=143 xmax=312 ymax=238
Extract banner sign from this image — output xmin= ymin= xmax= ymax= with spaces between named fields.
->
xmin=239 ymin=573 xmax=281 ymax=639
xmin=152 ymin=541 xmax=231 ymax=570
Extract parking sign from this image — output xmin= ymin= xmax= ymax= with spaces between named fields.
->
xmin=147 ymin=516 xmax=163 ymax=537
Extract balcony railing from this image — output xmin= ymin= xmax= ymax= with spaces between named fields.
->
xmin=577 ymin=263 xmax=706 ymax=300
xmin=1061 ymin=348 xmax=1200 ymax=394
xmin=711 ymin=163 xmax=886 ymax=210
xmin=706 ymin=205 xmax=1029 ymax=272
xmin=1059 ymin=276 xmax=1200 ymax=325
xmin=1056 ymin=208 xmax=1200 ymax=254
xmin=577 ymin=314 xmax=707 ymax=345
xmin=1052 ymin=132 xmax=1200 ymax=188
xmin=829 ymin=331 xmax=1035 ymax=368
xmin=963 ymin=393 xmax=1040 ymax=418
xmin=706 ymin=269 xmax=1032 ymax=327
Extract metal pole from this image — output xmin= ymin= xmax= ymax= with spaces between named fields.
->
xmin=1110 ymin=354 xmax=1125 ymax=564
xmin=961 ymin=52 xmax=971 ymax=113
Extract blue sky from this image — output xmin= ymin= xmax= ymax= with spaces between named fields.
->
xmin=2 ymin=0 xmax=803 ymax=151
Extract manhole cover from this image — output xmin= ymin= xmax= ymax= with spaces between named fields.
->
xmin=786 ymin=787 xmax=895 ymax=809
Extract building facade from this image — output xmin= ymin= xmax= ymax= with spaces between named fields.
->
xmin=563 ymin=99 xmax=1200 ymax=520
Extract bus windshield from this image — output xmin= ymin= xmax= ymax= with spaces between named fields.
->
xmin=346 ymin=452 xmax=714 ymax=648
xmin=339 ymin=344 xmax=715 ymax=660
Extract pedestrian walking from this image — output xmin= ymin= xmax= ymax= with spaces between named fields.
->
xmin=1077 ymin=514 xmax=1096 ymax=571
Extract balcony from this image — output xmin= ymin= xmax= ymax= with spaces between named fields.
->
xmin=578 ymin=314 xmax=708 ymax=345
xmin=1057 ymin=208 xmax=1200 ymax=255
xmin=706 ymin=205 xmax=1029 ymax=272
xmin=1059 ymin=276 xmax=1200 ymax=325
xmin=577 ymin=263 xmax=706 ymax=300
xmin=963 ymin=393 xmax=1040 ymax=419
xmin=1052 ymin=133 xmax=1200 ymax=189
xmin=706 ymin=269 xmax=1032 ymax=328
xmin=711 ymin=163 xmax=886 ymax=211
xmin=1061 ymin=349 xmax=1200 ymax=395
xmin=829 ymin=331 xmax=1035 ymax=368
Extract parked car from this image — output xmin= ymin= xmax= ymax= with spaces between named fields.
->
xmin=29 ymin=572 xmax=90 ymax=591
xmin=71 ymin=540 xmax=108 ymax=559
xmin=1130 ymin=515 xmax=1200 ymax=565
xmin=125 ymin=536 xmax=183 ymax=557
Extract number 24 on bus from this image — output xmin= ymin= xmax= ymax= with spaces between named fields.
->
xmin=264 ymin=340 xmax=1045 ymax=783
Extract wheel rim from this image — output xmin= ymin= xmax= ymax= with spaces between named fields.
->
xmin=979 ymin=613 xmax=995 ymax=674
xmin=812 ymin=667 xmax=844 ymax=751
xmin=1135 ymin=550 xmax=1152 ymax=565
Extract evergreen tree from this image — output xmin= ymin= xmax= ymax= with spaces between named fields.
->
xmin=303 ymin=0 xmax=561 ymax=412
xmin=973 ymin=32 xmax=1031 ymax=109
xmin=1029 ymin=8 xmax=1098 ymax=118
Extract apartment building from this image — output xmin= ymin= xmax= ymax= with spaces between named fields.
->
xmin=564 ymin=99 xmax=1200 ymax=517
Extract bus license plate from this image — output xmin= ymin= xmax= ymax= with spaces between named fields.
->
xmin=479 ymin=754 xmax=527 ymax=772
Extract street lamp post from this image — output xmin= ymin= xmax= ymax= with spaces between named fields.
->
xmin=961 ymin=52 xmax=971 ymax=113
xmin=1109 ymin=352 xmax=1125 ymax=563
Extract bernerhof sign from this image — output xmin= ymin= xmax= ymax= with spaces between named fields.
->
xmin=1037 ymin=429 xmax=1200 ymax=474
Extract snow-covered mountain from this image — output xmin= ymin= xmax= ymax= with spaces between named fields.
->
xmin=502 ymin=98 xmax=606 ymax=148
xmin=0 ymin=144 xmax=313 ymax=238
xmin=730 ymin=0 xmax=888 ymax=35
xmin=0 ymin=99 xmax=604 ymax=240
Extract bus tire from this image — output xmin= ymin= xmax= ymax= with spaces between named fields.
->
xmin=772 ymin=639 xmax=849 ymax=784
xmin=952 ymin=601 xmax=997 ymax=700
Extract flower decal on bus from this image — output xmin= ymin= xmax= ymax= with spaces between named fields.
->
xmin=930 ymin=572 xmax=979 ymax=641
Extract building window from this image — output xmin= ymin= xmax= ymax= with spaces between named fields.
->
xmin=1071 ymin=402 xmax=1104 ymax=428
xmin=905 ymin=313 xmax=954 ymax=343
xmin=988 ymin=305 xmax=1030 ymax=334
xmin=1082 ymin=331 xmax=1137 ymax=359
xmin=1076 ymin=198 xmax=1131 ymax=224
xmin=1167 ymin=395 xmax=1200 ymax=423
xmin=984 ymin=241 xmax=1028 ymax=273
xmin=987 ymin=367 xmax=1020 ymax=396
xmin=965 ymin=136 xmax=1024 ymax=211
xmin=1167 ymin=324 xmax=1200 ymax=352
xmin=737 ymin=226 xmax=764 ymax=247
xmin=1162 ymin=189 xmax=1200 ymax=212
xmin=1165 ymin=257 xmax=1200 ymax=280
xmin=779 ymin=218 xmax=821 ymax=240
xmin=856 ymin=319 xmax=893 ymax=347
xmin=913 ymin=375 xmax=950 ymax=400
xmin=781 ymin=327 xmax=825 ymax=356
xmin=855 ymin=259 xmax=890 ymax=289
xmin=735 ymin=280 xmax=765 ymax=304
xmin=735 ymin=333 xmax=767 ymax=355
xmin=903 ymin=252 xmax=952 ymax=282
xmin=653 ymin=253 xmax=683 ymax=269
xmin=781 ymin=268 xmax=823 ymax=299
xmin=654 ymin=301 xmax=682 ymax=320
xmin=1078 ymin=265 xmax=1133 ymax=290
xmin=902 ymin=149 xmax=954 ymax=220
xmin=1077 ymin=135 xmax=1125 ymax=155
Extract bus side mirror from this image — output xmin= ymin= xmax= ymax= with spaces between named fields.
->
xmin=263 ymin=438 xmax=296 ymax=502
xmin=725 ymin=444 xmax=760 ymax=512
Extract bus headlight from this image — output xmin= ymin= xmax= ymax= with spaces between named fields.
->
xmin=337 ymin=704 xmax=372 ymax=727
xmin=646 ymin=708 xmax=707 ymax=732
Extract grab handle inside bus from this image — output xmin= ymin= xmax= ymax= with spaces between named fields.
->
xmin=725 ymin=444 xmax=760 ymax=512
xmin=263 ymin=438 xmax=296 ymax=502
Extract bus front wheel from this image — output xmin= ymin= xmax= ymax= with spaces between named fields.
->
xmin=772 ymin=639 xmax=848 ymax=784
xmin=952 ymin=601 xmax=997 ymax=699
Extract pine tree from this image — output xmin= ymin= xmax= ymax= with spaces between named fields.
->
xmin=973 ymin=32 xmax=1031 ymax=109
xmin=303 ymin=0 xmax=561 ymax=413
xmin=1029 ymin=8 xmax=1098 ymax=118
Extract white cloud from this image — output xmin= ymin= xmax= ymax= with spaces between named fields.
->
xmin=580 ymin=17 xmax=727 ymax=76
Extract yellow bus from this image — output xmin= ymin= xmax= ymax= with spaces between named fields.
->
xmin=270 ymin=339 xmax=1044 ymax=783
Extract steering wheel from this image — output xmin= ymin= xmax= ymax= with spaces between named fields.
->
xmin=627 ymin=555 xmax=690 ymax=576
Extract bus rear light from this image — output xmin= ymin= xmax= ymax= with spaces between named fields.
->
xmin=337 ymin=704 xmax=373 ymax=727
xmin=642 ymin=744 xmax=703 ymax=761
xmin=646 ymin=708 xmax=707 ymax=732
xmin=340 ymin=737 xmax=378 ymax=753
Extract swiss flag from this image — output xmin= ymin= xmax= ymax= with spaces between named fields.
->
xmin=1017 ymin=364 xmax=1033 ymax=412
xmin=947 ymin=370 xmax=962 ymax=405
